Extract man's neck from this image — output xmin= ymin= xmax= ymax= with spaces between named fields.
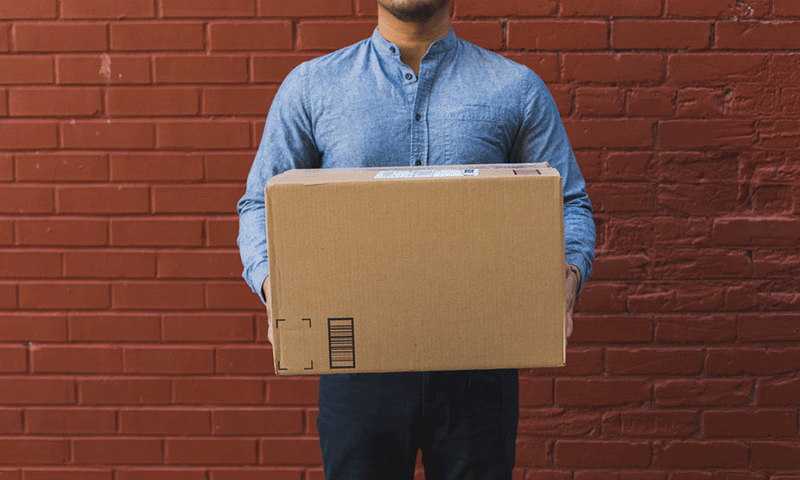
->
xmin=377 ymin=5 xmax=451 ymax=76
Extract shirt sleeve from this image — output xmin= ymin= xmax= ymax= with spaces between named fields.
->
xmin=510 ymin=70 xmax=595 ymax=292
xmin=237 ymin=63 xmax=320 ymax=303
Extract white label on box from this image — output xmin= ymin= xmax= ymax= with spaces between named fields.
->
xmin=375 ymin=169 xmax=479 ymax=179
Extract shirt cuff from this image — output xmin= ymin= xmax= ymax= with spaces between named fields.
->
xmin=565 ymin=252 xmax=589 ymax=294
xmin=248 ymin=261 xmax=270 ymax=305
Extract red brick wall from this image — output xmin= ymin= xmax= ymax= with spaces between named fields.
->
xmin=1 ymin=0 xmax=798 ymax=478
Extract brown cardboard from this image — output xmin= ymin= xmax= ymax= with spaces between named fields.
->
xmin=265 ymin=163 xmax=566 ymax=376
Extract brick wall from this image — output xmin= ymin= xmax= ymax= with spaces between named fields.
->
xmin=1 ymin=0 xmax=798 ymax=478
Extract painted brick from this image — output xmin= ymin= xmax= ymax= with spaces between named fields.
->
xmin=107 ymin=87 xmax=200 ymax=117
xmin=653 ymin=441 xmax=748 ymax=468
xmin=16 ymin=219 xmax=108 ymax=246
xmin=203 ymin=87 xmax=278 ymax=116
xmin=0 ymin=251 xmax=61 ymax=278
xmin=0 ymin=378 xmax=75 ymax=405
xmin=267 ymin=379 xmax=319 ymax=406
xmin=555 ymin=440 xmax=651 ymax=468
xmin=0 ymin=57 xmax=54 ymax=84
xmin=0 ymin=1 xmax=57 ymax=19
xmin=209 ymin=21 xmax=293 ymax=51
xmin=454 ymin=0 xmax=557 ymax=17
xmin=124 ymin=347 xmax=214 ymax=374
xmin=213 ymin=409 xmax=304 ymax=435
xmin=216 ymin=346 xmax=275 ymax=375
xmin=655 ymin=379 xmax=752 ymax=406
xmin=64 ymin=251 xmax=156 ymax=278
xmin=63 ymin=0 xmax=154 ymax=18
xmin=110 ymin=153 xmax=203 ymax=181
xmin=508 ymin=21 xmax=608 ymax=51
xmin=775 ymin=0 xmax=800 ymax=15
xmin=0 ymin=155 xmax=9 ymax=182
xmin=20 ymin=470 xmax=112 ymax=480
xmin=0 ymin=122 xmax=58 ymax=150
xmin=660 ymin=120 xmax=756 ymax=149
xmin=158 ymin=251 xmax=242 ymax=279
xmin=666 ymin=0 xmax=736 ymax=17
xmin=627 ymin=88 xmax=676 ymax=117
xmin=570 ymin=315 xmax=653 ymax=343
xmin=668 ymin=54 xmax=768 ymax=83
xmin=751 ymin=442 xmax=800 ymax=469
xmin=119 ymin=409 xmax=211 ymax=435
xmin=116 ymin=470 xmax=207 ymax=480
xmin=73 ymin=439 xmax=163 ymax=465
xmin=612 ymin=20 xmax=710 ymax=50
xmin=575 ymin=87 xmax=624 ymax=117
xmin=451 ymin=21 xmax=504 ymax=50
xmin=703 ymin=409 xmax=798 ymax=437
xmin=56 ymin=186 xmax=150 ymax=214
xmin=157 ymin=121 xmax=251 ymax=149
xmin=0 ymin=440 xmax=68 ymax=465
xmin=604 ymin=410 xmax=698 ymax=437
xmin=0 ymin=27 xmax=8 ymax=53
xmin=556 ymin=379 xmax=650 ymax=406
xmin=718 ymin=21 xmax=800 ymax=49
xmin=16 ymin=153 xmax=108 ymax=181
xmin=207 ymin=282 xmax=266 ymax=310
xmin=678 ymin=87 xmax=731 ymax=118
xmin=25 ymin=408 xmax=116 ymax=434
xmin=57 ymin=55 xmax=150 ymax=85
xmin=112 ymin=282 xmax=205 ymax=310
xmin=564 ymin=120 xmax=654 ymax=148
xmin=173 ymin=378 xmax=265 ymax=404
xmin=655 ymin=314 xmax=736 ymax=343
xmin=163 ymin=313 xmax=254 ymax=342
xmin=606 ymin=347 xmax=704 ymax=375
xmin=61 ymin=121 xmax=155 ymax=150
xmin=13 ymin=23 xmax=107 ymax=52
xmin=712 ymin=218 xmax=800 ymax=246
xmin=0 ymin=409 xmax=22 ymax=433
xmin=19 ymin=283 xmax=110 ymax=310
xmin=110 ymin=22 xmax=205 ymax=51
xmin=110 ymin=219 xmax=204 ymax=247
xmin=252 ymin=54 xmax=319 ymax=83
xmin=298 ymin=21 xmax=377 ymax=50
xmin=563 ymin=53 xmax=663 ymax=83
xmin=0 ymin=346 xmax=26 ymax=373
xmin=205 ymin=153 xmax=253 ymax=181
xmin=79 ymin=379 xmax=171 ymax=405
xmin=161 ymin=0 xmax=255 ymax=18
xmin=69 ymin=314 xmax=161 ymax=342
xmin=518 ymin=408 xmax=599 ymax=436
xmin=155 ymin=56 xmax=248 ymax=84
xmin=0 ymin=314 xmax=67 ymax=341
xmin=501 ymin=53 xmax=559 ymax=83
xmin=153 ymin=185 xmax=245 ymax=214
xmin=561 ymin=0 xmax=662 ymax=17
xmin=258 ymin=0 xmax=352 ymax=17
xmin=31 ymin=346 xmax=122 ymax=373
xmin=260 ymin=439 xmax=323 ymax=466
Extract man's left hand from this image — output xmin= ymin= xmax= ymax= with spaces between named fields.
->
xmin=565 ymin=263 xmax=581 ymax=339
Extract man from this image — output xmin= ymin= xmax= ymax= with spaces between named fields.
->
xmin=237 ymin=0 xmax=595 ymax=478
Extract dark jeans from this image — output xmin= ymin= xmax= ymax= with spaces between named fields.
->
xmin=317 ymin=369 xmax=519 ymax=480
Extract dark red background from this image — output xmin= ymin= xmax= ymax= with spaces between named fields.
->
xmin=1 ymin=0 xmax=799 ymax=478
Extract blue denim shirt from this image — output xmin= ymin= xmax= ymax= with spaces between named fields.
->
xmin=238 ymin=28 xmax=595 ymax=303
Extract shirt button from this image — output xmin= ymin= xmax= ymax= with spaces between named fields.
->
xmin=390 ymin=47 xmax=396 ymax=53
xmin=415 ymin=160 xmax=422 ymax=166
xmin=405 ymin=73 xmax=413 ymax=80
xmin=415 ymin=114 xmax=421 ymax=121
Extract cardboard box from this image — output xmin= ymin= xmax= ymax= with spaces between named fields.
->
xmin=265 ymin=163 xmax=566 ymax=376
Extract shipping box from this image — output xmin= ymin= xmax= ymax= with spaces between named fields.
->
xmin=265 ymin=163 xmax=566 ymax=376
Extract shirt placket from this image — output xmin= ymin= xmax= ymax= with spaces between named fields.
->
xmin=406 ymin=58 xmax=437 ymax=167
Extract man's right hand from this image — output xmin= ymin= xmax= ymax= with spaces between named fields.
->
xmin=262 ymin=276 xmax=273 ymax=344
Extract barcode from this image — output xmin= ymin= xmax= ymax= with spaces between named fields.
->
xmin=328 ymin=318 xmax=355 ymax=369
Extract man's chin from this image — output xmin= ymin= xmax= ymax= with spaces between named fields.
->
xmin=378 ymin=0 xmax=448 ymax=23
